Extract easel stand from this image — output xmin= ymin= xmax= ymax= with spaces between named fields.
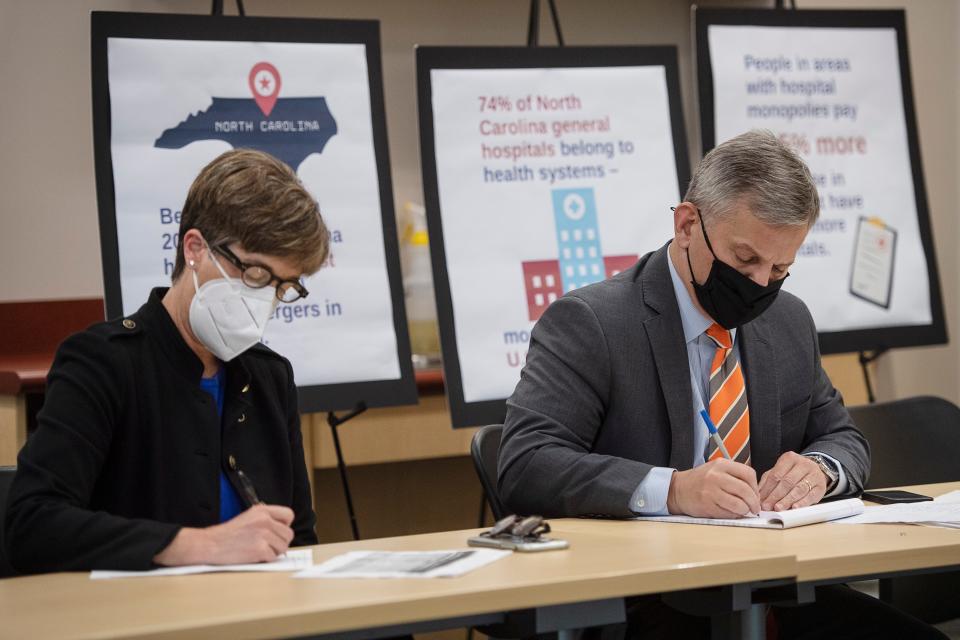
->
xmin=527 ymin=0 xmax=565 ymax=47
xmin=858 ymin=348 xmax=888 ymax=405
xmin=210 ymin=0 xmax=245 ymax=16
xmin=328 ymin=402 xmax=368 ymax=540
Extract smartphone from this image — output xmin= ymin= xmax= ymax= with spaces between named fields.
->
xmin=861 ymin=490 xmax=933 ymax=505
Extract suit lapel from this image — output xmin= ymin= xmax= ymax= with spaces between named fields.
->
xmin=640 ymin=245 xmax=694 ymax=470
xmin=738 ymin=320 xmax=780 ymax=475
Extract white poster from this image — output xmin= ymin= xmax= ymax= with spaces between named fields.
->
xmin=431 ymin=66 xmax=681 ymax=403
xmin=107 ymin=38 xmax=401 ymax=386
xmin=708 ymin=25 xmax=932 ymax=333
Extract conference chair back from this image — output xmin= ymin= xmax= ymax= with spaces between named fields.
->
xmin=849 ymin=395 xmax=960 ymax=624
xmin=0 ymin=466 xmax=17 ymax=577
xmin=851 ymin=395 xmax=960 ymax=489
xmin=470 ymin=424 xmax=508 ymax=521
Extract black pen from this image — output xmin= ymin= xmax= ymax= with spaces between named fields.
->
xmin=236 ymin=468 xmax=263 ymax=506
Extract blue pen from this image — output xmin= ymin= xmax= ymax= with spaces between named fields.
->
xmin=700 ymin=409 xmax=732 ymax=460
xmin=701 ymin=409 xmax=758 ymax=517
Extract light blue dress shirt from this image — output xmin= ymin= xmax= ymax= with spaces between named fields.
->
xmin=629 ymin=248 xmax=847 ymax=514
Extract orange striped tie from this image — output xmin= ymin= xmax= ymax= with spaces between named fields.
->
xmin=705 ymin=323 xmax=751 ymax=465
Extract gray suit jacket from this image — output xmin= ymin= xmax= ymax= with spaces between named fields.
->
xmin=498 ymin=243 xmax=870 ymax=518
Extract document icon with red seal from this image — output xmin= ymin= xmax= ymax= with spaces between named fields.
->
xmin=850 ymin=216 xmax=897 ymax=309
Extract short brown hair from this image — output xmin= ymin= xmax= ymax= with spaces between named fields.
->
xmin=172 ymin=149 xmax=329 ymax=280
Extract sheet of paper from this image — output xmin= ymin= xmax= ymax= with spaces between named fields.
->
xmin=933 ymin=490 xmax=960 ymax=504
xmin=918 ymin=522 xmax=960 ymax=530
xmin=922 ymin=491 xmax=960 ymax=527
xmin=635 ymin=498 xmax=864 ymax=529
xmin=832 ymin=501 xmax=960 ymax=525
xmin=90 ymin=548 xmax=314 ymax=580
xmin=293 ymin=548 xmax=511 ymax=579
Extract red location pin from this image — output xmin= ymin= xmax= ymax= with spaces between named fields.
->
xmin=248 ymin=62 xmax=281 ymax=117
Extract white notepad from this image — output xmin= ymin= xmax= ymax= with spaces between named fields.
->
xmin=634 ymin=498 xmax=864 ymax=529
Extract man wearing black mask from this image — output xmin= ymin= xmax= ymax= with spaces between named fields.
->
xmin=498 ymin=130 xmax=945 ymax=638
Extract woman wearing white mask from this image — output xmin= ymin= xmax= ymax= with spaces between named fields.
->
xmin=5 ymin=149 xmax=329 ymax=572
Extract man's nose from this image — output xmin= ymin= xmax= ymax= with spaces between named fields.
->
xmin=747 ymin=264 xmax=773 ymax=287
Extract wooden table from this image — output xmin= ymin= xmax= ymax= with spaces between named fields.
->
xmin=770 ymin=481 xmax=960 ymax=585
xmin=0 ymin=522 xmax=795 ymax=640
xmin=556 ymin=482 xmax=960 ymax=586
xmin=555 ymin=481 xmax=960 ymax=637
xmin=3 ymin=483 xmax=959 ymax=640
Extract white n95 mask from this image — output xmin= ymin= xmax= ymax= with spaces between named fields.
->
xmin=188 ymin=254 xmax=278 ymax=362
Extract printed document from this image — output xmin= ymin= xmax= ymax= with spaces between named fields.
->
xmin=294 ymin=549 xmax=510 ymax=579
xmin=835 ymin=491 xmax=960 ymax=526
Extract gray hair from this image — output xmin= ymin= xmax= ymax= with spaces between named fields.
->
xmin=684 ymin=130 xmax=820 ymax=227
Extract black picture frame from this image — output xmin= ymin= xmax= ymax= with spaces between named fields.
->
xmin=695 ymin=8 xmax=947 ymax=355
xmin=91 ymin=11 xmax=416 ymax=413
xmin=417 ymin=46 xmax=690 ymax=428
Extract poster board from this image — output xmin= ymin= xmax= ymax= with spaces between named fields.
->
xmin=696 ymin=8 xmax=946 ymax=354
xmin=418 ymin=46 xmax=689 ymax=427
xmin=91 ymin=12 xmax=416 ymax=412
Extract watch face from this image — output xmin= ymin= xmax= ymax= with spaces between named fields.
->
xmin=812 ymin=456 xmax=838 ymax=489
xmin=809 ymin=454 xmax=827 ymax=472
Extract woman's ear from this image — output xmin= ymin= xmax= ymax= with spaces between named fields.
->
xmin=181 ymin=229 xmax=206 ymax=269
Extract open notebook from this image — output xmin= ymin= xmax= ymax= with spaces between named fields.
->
xmin=634 ymin=498 xmax=864 ymax=529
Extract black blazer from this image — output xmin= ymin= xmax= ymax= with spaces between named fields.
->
xmin=499 ymin=243 xmax=870 ymax=518
xmin=4 ymin=289 xmax=318 ymax=573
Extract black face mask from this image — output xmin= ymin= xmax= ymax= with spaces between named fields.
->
xmin=685 ymin=209 xmax=787 ymax=329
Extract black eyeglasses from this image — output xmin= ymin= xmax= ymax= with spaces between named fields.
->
xmin=211 ymin=243 xmax=308 ymax=303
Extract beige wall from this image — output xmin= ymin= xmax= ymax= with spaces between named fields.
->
xmin=0 ymin=0 xmax=957 ymax=404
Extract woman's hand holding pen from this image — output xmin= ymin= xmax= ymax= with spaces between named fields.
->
xmin=153 ymin=504 xmax=295 ymax=566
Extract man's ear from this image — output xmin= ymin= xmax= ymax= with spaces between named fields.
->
xmin=673 ymin=202 xmax=699 ymax=250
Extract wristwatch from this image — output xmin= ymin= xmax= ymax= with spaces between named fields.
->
xmin=806 ymin=454 xmax=839 ymax=493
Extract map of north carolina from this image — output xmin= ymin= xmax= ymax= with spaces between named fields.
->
xmin=154 ymin=97 xmax=338 ymax=171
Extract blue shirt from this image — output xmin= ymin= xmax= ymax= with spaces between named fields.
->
xmin=199 ymin=369 xmax=244 ymax=522
xmin=629 ymin=247 xmax=847 ymax=514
